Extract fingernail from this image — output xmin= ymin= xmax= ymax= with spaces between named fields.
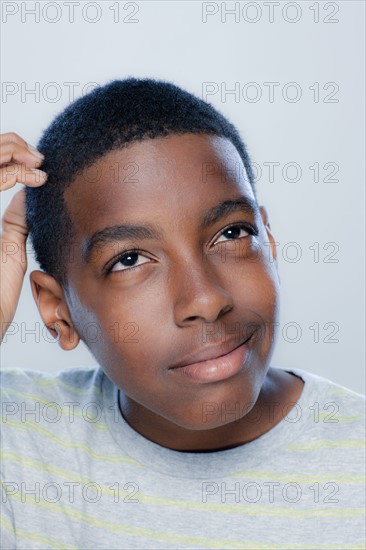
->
xmin=27 ymin=144 xmax=45 ymax=159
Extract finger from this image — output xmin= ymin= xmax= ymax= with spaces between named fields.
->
xmin=0 ymin=189 xmax=29 ymax=332
xmin=0 ymin=141 xmax=44 ymax=168
xmin=0 ymin=132 xmax=43 ymax=160
xmin=0 ymin=132 xmax=29 ymax=146
xmin=1 ymin=188 xmax=28 ymax=243
xmin=0 ymin=164 xmax=47 ymax=191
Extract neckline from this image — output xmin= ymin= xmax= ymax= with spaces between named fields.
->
xmin=102 ymin=367 xmax=317 ymax=479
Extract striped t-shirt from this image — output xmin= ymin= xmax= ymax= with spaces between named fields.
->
xmin=0 ymin=365 xmax=365 ymax=549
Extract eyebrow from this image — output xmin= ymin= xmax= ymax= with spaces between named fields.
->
xmin=82 ymin=195 xmax=259 ymax=264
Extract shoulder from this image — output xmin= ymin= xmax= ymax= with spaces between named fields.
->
xmin=0 ymin=366 xmax=107 ymax=454
xmin=288 ymin=367 xmax=365 ymax=404
xmin=0 ymin=365 xmax=104 ymax=407
xmin=285 ymin=367 xmax=365 ymax=439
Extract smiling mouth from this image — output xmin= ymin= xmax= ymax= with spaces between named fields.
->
xmin=169 ymin=332 xmax=255 ymax=384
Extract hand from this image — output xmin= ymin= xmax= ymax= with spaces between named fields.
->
xmin=0 ymin=132 xmax=47 ymax=343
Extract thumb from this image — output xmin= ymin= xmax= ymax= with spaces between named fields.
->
xmin=2 ymin=187 xmax=28 ymax=243
xmin=1 ymin=188 xmax=28 ymax=276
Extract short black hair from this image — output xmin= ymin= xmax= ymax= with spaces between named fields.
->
xmin=25 ymin=77 xmax=256 ymax=288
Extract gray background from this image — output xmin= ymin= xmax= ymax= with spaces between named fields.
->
xmin=1 ymin=1 xmax=365 ymax=392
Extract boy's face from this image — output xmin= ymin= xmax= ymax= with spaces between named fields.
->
xmin=33 ymin=134 xmax=280 ymax=432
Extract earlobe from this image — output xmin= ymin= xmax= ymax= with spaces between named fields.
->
xmin=29 ymin=270 xmax=80 ymax=351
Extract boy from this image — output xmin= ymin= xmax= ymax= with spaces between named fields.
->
xmin=0 ymin=78 xmax=364 ymax=549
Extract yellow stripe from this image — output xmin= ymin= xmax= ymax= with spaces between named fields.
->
xmin=2 ymin=485 xmax=365 ymax=549
xmin=0 ymin=514 xmax=14 ymax=535
xmin=318 ymin=412 xmax=364 ymax=423
xmin=230 ymin=469 xmax=365 ymax=482
xmin=1 ymin=460 xmax=364 ymax=521
xmin=1 ymin=452 xmax=364 ymax=518
xmin=328 ymin=387 xmax=363 ymax=398
xmin=0 ymin=514 xmax=78 ymax=549
xmin=287 ymin=439 xmax=366 ymax=451
xmin=5 ymin=450 xmax=364 ymax=488
xmin=0 ymin=368 xmax=102 ymax=397
xmin=0 ymin=388 xmax=108 ymax=431
xmin=1 ymin=451 xmax=135 ymax=501
xmin=1 ymin=420 xmax=144 ymax=466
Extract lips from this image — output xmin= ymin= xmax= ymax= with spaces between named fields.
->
xmin=169 ymin=336 xmax=254 ymax=384
xmin=169 ymin=331 xmax=255 ymax=370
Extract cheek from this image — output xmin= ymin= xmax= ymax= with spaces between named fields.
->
xmin=76 ymin=295 xmax=164 ymax=383
xmin=215 ymin=237 xmax=280 ymax=309
xmin=231 ymin=261 xmax=280 ymax=351
xmin=233 ymin=255 xmax=280 ymax=312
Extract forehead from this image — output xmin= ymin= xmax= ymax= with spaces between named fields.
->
xmin=64 ymin=134 xmax=253 ymax=235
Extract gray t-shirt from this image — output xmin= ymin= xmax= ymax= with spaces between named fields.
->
xmin=0 ymin=365 xmax=365 ymax=549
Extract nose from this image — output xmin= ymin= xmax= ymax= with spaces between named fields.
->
xmin=172 ymin=255 xmax=234 ymax=326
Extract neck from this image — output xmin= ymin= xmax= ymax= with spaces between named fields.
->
xmin=118 ymin=368 xmax=304 ymax=452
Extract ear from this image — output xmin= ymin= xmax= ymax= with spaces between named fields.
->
xmin=29 ymin=270 xmax=80 ymax=351
xmin=259 ymin=206 xmax=278 ymax=268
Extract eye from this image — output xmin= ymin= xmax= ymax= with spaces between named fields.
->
xmin=213 ymin=222 xmax=257 ymax=245
xmin=109 ymin=249 xmax=152 ymax=273
xmin=107 ymin=223 xmax=258 ymax=275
